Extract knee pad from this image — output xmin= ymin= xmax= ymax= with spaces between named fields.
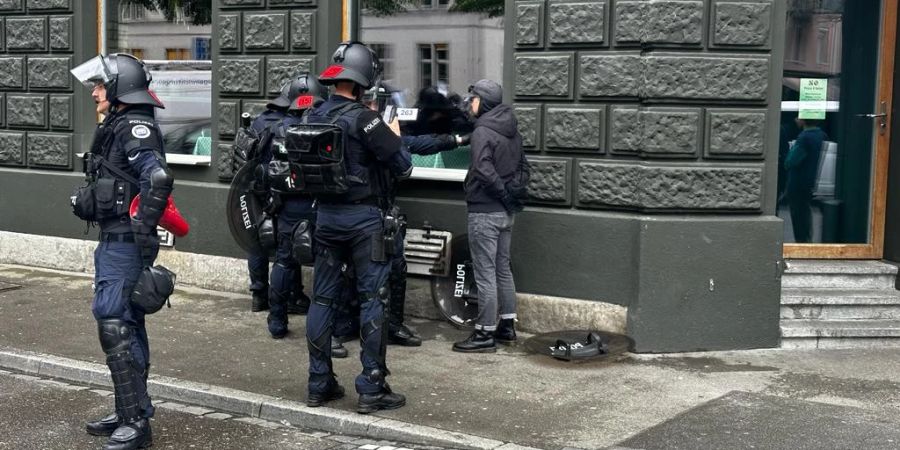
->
xmin=98 ymin=319 xmax=133 ymax=355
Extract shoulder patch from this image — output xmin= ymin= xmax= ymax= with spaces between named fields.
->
xmin=131 ymin=125 xmax=152 ymax=139
xmin=362 ymin=117 xmax=382 ymax=135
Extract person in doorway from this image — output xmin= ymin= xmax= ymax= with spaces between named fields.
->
xmin=453 ymin=79 xmax=527 ymax=353
xmin=785 ymin=117 xmax=827 ymax=243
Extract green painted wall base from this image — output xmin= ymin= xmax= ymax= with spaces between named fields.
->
xmin=630 ymin=217 xmax=784 ymax=352
xmin=1 ymin=170 xmax=783 ymax=352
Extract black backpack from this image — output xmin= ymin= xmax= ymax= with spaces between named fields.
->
xmin=268 ymin=103 xmax=362 ymax=195
xmin=506 ymin=151 xmax=531 ymax=203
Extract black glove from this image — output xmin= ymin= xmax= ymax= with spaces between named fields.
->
xmin=132 ymin=218 xmax=160 ymax=268
xmin=499 ymin=191 xmax=524 ymax=214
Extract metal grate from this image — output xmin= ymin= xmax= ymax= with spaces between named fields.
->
xmin=404 ymin=228 xmax=452 ymax=277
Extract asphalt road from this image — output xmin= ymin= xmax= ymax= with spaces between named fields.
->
xmin=0 ymin=371 xmax=429 ymax=450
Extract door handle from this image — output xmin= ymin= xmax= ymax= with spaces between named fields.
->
xmin=857 ymin=102 xmax=889 ymax=135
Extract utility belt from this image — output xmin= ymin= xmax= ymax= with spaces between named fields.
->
xmin=317 ymin=196 xmax=381 ymax=207
xmin=71 ymin=153 xmax=138 ymax=223
xmin=100 ymin=232 xmax=136 ymax=243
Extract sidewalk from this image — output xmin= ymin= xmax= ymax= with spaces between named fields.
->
xmin=3 ymin=264 xmax=900 ymax=450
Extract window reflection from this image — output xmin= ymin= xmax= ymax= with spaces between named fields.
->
xmin=778 ymin=0 xmax=879 ymax=244
xmin=361 ymin=2 xmax=503 ymax=175
xmin=106 ymin=0 xmax=212 ymax=162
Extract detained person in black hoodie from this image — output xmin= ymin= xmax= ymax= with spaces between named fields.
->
xmin=453 ymin=80 xmax=525 ymax=353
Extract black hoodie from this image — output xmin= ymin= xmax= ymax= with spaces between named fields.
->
xmin=465 ymin=104 xmax=524 ymax=213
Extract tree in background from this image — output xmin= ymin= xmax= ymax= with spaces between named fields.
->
xmin=120 ymin=0 xmax=212 ymax=26
xmin=363 ymin=0 xmax=504 ymax=17
xmin=451 ymin=0 xmax=504 ymax=17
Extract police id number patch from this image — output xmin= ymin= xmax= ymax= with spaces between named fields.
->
xmin=132 ymin=125 xmax=152 ymax=139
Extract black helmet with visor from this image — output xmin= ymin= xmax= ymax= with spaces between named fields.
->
xmin=71 ymin=53 xmax=165 ymax=109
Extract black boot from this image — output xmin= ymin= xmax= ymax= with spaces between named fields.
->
xmin=251 ymin=292 xmax=269 ymax=312
xmin=452 ymin=329 xmax=496 ymax=353
xmin=332 ymin=339 xmax=349 ymax=359
xmin=495 ymin=319 xmax=517 ymax=344
xmin=267 ymin=315 xmax=289 ymax=339
xmin=103 ymin=419 xmax=152 ymax=450
xmin=307 ymin=381 xmax=345 ymax=407
xmin=357 ymin=385 xmax=406 ymax=414
xmin=86 ymin=412 xmax=121 ymax=436
xmin=388 ymin=323 xmax=422 ymax=347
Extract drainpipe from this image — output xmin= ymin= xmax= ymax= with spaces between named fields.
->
xmin=347 ymin=0 xmax=360 ymax=41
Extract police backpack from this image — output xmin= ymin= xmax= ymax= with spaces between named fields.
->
xmin=269 ymin=103 xmax=363 ymax=195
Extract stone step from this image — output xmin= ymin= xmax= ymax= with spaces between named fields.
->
xmin=781 ymin=305 xmax=900 ymax=320
xmin=781 ymin=288 xmax=900 ymax=305
xmin=781 ymin=337 xmax=900 ymax=349
xmin=781 ymin=319 xmax=900 ymax=338
xmin=782 ymin=260 xmax=898 ymax=290
xmin=781 ymin=288 xmax=900 ymax=320
xmin=781 ymin=319 xmax=900 ymax=349
xmin=783 ymin=260 xmax=899 ymax=275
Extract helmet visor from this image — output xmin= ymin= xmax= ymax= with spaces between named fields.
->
xmin=70 ymin=55 xmax=113 ymax=89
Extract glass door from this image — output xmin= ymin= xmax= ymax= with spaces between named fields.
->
xmin=779 ymin=0 xmax=896 ymax=258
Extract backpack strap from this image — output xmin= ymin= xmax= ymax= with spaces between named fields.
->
xmin=327 ymin=102 xmax=366 ymax=124
xmin=95 ymin=155 xmax=140 ymax=186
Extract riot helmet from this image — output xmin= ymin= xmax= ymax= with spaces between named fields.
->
xmin=71 ymin=53 xmax=164 ymax=108
xmin=318 ymin=41 xmax=382 ymax=89
xmin=268 ymin=73 xmax=327 ymax=112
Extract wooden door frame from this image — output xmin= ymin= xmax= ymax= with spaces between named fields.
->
xmin=784 ymin=0 xmax=898 ymax=259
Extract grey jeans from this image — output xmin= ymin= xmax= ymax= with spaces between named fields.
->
xmin=467 ymin=211 xmax=517 ymax=331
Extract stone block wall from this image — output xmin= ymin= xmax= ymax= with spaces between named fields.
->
xmin=511 ymin=0 xmax=777 ymax=212
xmin=213 ymin=0 xmax=340 ymax=182
xmin=0 ymin=0 xmax=81 ymax=169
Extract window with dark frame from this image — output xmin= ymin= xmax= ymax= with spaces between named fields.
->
xmin=418 ymin=43 xmax=449 ymax=90
xmin=370 ymin=43 xmax=395 ymax=81
xmin=420 ymin=0 xmax=451 ymax=9
xmin=360 ymin=2 xmax=502 ymax=180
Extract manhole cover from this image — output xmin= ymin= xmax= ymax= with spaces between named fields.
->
xmin=524 ymin=330 xmax=633 ymax=361
xmin=0 ymin=281 xmax=22 ymax=292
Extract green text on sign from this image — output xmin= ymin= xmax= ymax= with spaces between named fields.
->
xmin=799 ymin=78 xmax=828 ymax=120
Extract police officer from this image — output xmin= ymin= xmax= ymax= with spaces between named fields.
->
xmin=387 ymin=115 xmax=469 ymax=347
xmin=257 ymin=74 xmax=329 ymax=339
xmin=235 ymin=78 xmax=317 ymax=316
xmin=331 ymin=89 xmax=470 ymax=350
xmin=305 ymin=42 xmax=412 ymax=413
xmin=70 ymin=54 xmax=171 ymax=450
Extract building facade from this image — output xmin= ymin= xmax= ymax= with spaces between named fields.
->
xmin=1 ymin=0 xmax=898 ymax=352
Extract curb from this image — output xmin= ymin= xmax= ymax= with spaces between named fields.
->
xmin=0 ymin=348 xmax=516 ymax=450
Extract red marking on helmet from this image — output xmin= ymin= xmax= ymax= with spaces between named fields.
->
xmin=295 ymin=95 xmax=314 ymax=109
xmin=147 ymin=89 xmax=165 ymax=107
xmin=320 ymin=65 xmax=344 ymax=78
